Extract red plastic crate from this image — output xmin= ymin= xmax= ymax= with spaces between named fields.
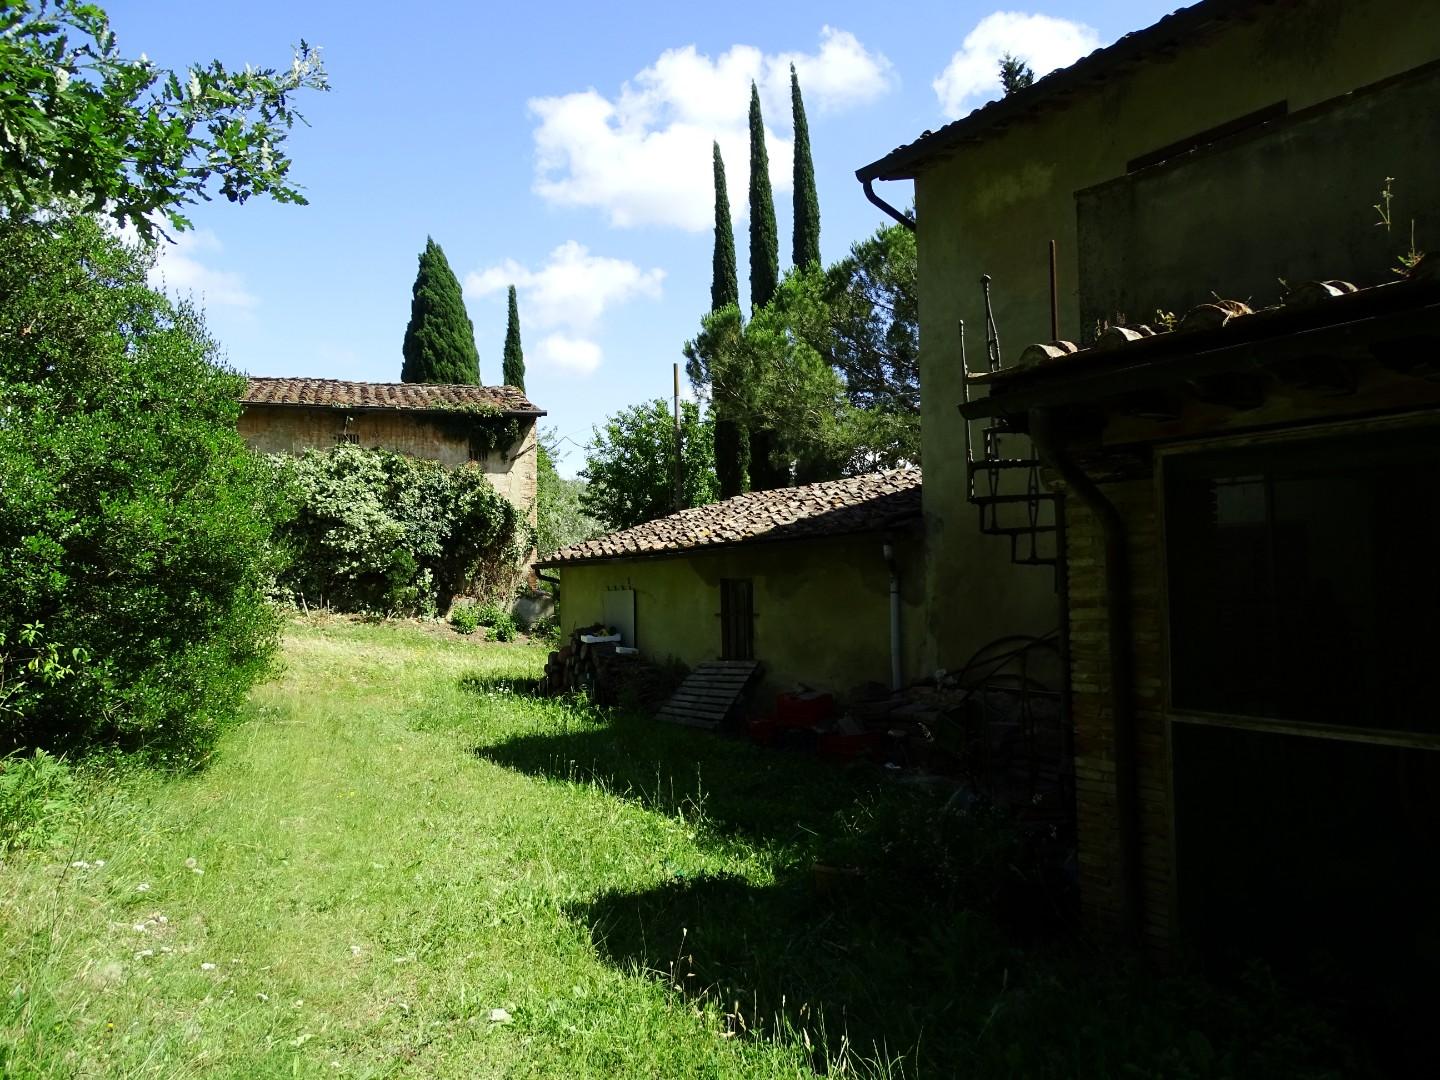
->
xmin=775 ymin=692 xmax=835 ymax=729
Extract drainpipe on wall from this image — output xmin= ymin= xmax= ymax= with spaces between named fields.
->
xmin=861 ymin=178 xmax=916 ymax=233
xmin=1028 ymin=407 xmax=1142 ymax=944
xmin=883 ymin=540 xmax=903 ymax=691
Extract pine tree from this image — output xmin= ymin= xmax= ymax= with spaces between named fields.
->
xmin=746 ymin=82 xmax=787 ymax=490
xmin=999 ymin=53 xmax=1035 ymax=95
xmin=790 ymin=64 xmax=821 ymax=270
xmin=711 ymin=142 xmax=739 ymax=312
xmin=747 ymin=82 xmax=779 ymax=312
xmin=502 ymin=285 xmax=525 ymax=390
xmin=402 ymin=237 xmax=481 ymax=384
xmin=710 ymin=141 xmax=746 ymax=499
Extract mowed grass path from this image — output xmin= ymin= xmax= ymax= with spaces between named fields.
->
xmin=0 ymin=619 xmax=818 ymax=1079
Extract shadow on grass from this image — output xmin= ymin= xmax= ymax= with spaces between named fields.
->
xmin=474 ymin=704 xmax=1381 ymax=1078
xmin=470 ymin=706 xmax=888 ymax=845
xmin=569 ymin=869 xmax=1382 ymax=1079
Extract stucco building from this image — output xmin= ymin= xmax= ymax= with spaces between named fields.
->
xmin=239 ymin=377 xmax=545 ymax=523
xmin=539 ymin=470 xmax=925 ymax=702
xmin=856 ymin=0 xmax=1439 ymax=1056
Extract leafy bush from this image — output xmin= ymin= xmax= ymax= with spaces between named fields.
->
xmin=0 ymin=215 xmax=288 ymax=757
xmin=489 ymin=612 xmax=518 ymax=643
xmin=0 ymin=750 xmax=79 ymax=852
xmin=449 ymin=603 xmax=482 ymax=635
xmin=271 ymin=445 xmax=523 ymax=616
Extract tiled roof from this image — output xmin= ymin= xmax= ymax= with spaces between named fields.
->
xmin=857 ymin=0 xmax=1274 ymax=183
xmin=960 ymin=261 xmax=1440 ymax=418
xmin=538 ymin=469 xmax=922 ymax=568
xmin=993 ymin=267 xmax=1440 ymax=383
xmin=241 ymin=377 xmax=544 ymax=416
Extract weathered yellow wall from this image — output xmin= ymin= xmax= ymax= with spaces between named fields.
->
xmin=556 ymin=533 xmax=927 ymax=703
xmin=906 ymin=0 xmax=1440 ymax=675
xmin=238 ymin=406 xmax=538 ymax=526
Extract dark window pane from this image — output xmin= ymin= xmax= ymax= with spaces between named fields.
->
xmin=1165 ymin=428 xmax=1440 ymax=733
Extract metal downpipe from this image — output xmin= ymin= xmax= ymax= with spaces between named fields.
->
xmin=1028 ymin=407 xmax=1142 ymax=943
xmin=861 ymin=178 xmax=916 ymax=232
xmin=883 ymin=541 xmax=903 ymax=690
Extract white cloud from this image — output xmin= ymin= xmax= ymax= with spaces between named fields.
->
xmin=529 ymin=27 xmax=893 ymax=231
xmin=465 ymin=241 xmax=663 ymax=376
xmin=933 ymin=11 xmax=1101 ymax=119
xmin=534 ymin=333 xmax=603 ymax=376
xmin=147 ymin=228 xmax=258 ymax=310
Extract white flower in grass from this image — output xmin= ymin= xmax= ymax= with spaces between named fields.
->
xmin=94 ymin=859 xmax=105 ymax=867
xmin=135 ymin=882 xmax=150 ymax=892
xmin=134 ymin=949 xmax=154 ymax=959
xmin=132 ymin=923 xmax=148 ymax=933
xmin=200 ymin=962 xmax=216 ymax=971
xmin=71 ymin=860 xmax=90 ymax=869
xmin=184 ymin=857 xmax=204 ymax=875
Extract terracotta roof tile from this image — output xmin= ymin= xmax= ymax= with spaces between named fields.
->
xmin=538 ymin=469 xmax=922 ymax=568
xmin=241 ymin=377 xmax=544 ymax=415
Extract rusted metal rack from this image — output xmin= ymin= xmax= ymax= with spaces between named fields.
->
xmin=959 ymin=275 xmax=1061 ymax=575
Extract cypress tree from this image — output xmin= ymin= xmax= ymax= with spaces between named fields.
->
xmin=502 ymin=284 xmax=526 ymax=390
xmin=747 ymin=82 xmax=779 ymax=312
xmin=746 ymin=84 xmax=788 ymax=490
xmin=711 ymin=143 xmax=739 ymax=311
xmin=401 ymin=237 xmax=481 ymax=384
xmin=790 ymin=64 xmax=821 ymax=270
xmin=710 ymin=142 xmax=747 ymax=499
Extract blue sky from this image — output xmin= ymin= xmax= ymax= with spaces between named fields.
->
xmin=107 ymin=0 xmax=1177 ymax=473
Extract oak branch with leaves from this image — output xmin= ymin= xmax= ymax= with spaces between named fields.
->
xmin=0 ymin=0 xmax=328 ymax=239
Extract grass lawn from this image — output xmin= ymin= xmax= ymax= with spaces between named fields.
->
xmin=1 ymin=618 xmax=1374 ymax=1078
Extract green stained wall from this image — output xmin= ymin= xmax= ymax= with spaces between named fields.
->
xmin=555 ymin=533 xmax=926 ymax=703
xmin=905 ymin=0 xmax=1440 ymax=674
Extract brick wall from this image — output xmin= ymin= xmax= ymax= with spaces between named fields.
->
xmin=238 ymin=405 xmax=538 ymax=528
xmin=1065 ymin=466 xmax=1174 ymax=953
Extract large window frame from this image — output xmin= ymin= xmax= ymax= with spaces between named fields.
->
xmin=1157 ymin=411 xmax=1440 ymax=754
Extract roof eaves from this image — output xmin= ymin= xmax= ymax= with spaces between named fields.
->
xmin=855 ymin=0 xmax=1273 ymax=183
xmin=534 ymin=509 xmax=923 ymax=570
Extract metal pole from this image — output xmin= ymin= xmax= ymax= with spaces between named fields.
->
xmin=1049 ymin=239 xmax=1060 ymax=342
xmin=673 ymin=363 xmax=683 ymax=511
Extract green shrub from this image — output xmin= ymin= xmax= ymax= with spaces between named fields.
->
xmin=271 ymin=445 xmax=523 ymax=616
xmin=0 ymin=215 xmax=287 ymax=757
xmin=449 ymin=604 xmax=482 ymax=635
xmin=0 ymin=750 xmax=78 ymax=852
xmin=489 ymin=612 xmax=518 ymax=643
xmin=474 ymin=602 xmax=505 ymax=627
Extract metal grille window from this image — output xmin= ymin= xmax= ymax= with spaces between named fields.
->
xmin=719 ymin=579 xmax=754 ymax=661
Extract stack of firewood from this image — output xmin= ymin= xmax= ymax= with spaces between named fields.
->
xmin=536 ymin=627 xmax=676 ymax=710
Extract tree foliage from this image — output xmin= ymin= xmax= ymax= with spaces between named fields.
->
xmin=823 ymin=222 xmax=920 ymax=465
xmin=580 ymin=400 xmax=717 ymax=532
xmin=401 ymin=237 xmax=480 ymax=385
xmin=710 ymin=141 xmax=739 ymax=312
xmin=270 ymin=444 xmax=523 ymax=616
xmin=502 ymin=284 xmax=525 ymax=390
xmin=747 ymin=82 xmax=779 ymax=312
xmin=0 ymin=214 xmax=287 ymax=756
xmin=0 ymin=0 xmax=327 ymax=239
xmin=790 ymin=64 xmax=821 ymax=270
xmin=685 ymin=223 xmax=920 ymax=484
xmin=711 ymin=140 xmax=746 ymax=498
xmin=999 ymin=53 xmax=1035 ymax=96
xmin=536 ymin=432 xmax=600 ymax=557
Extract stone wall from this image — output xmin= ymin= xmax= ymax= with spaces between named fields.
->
xmin=238 ymin=405 xmax=538 ymax=527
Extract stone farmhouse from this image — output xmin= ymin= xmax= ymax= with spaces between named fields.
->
xmin=238 ymin=377 xmax=545 ymax=524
